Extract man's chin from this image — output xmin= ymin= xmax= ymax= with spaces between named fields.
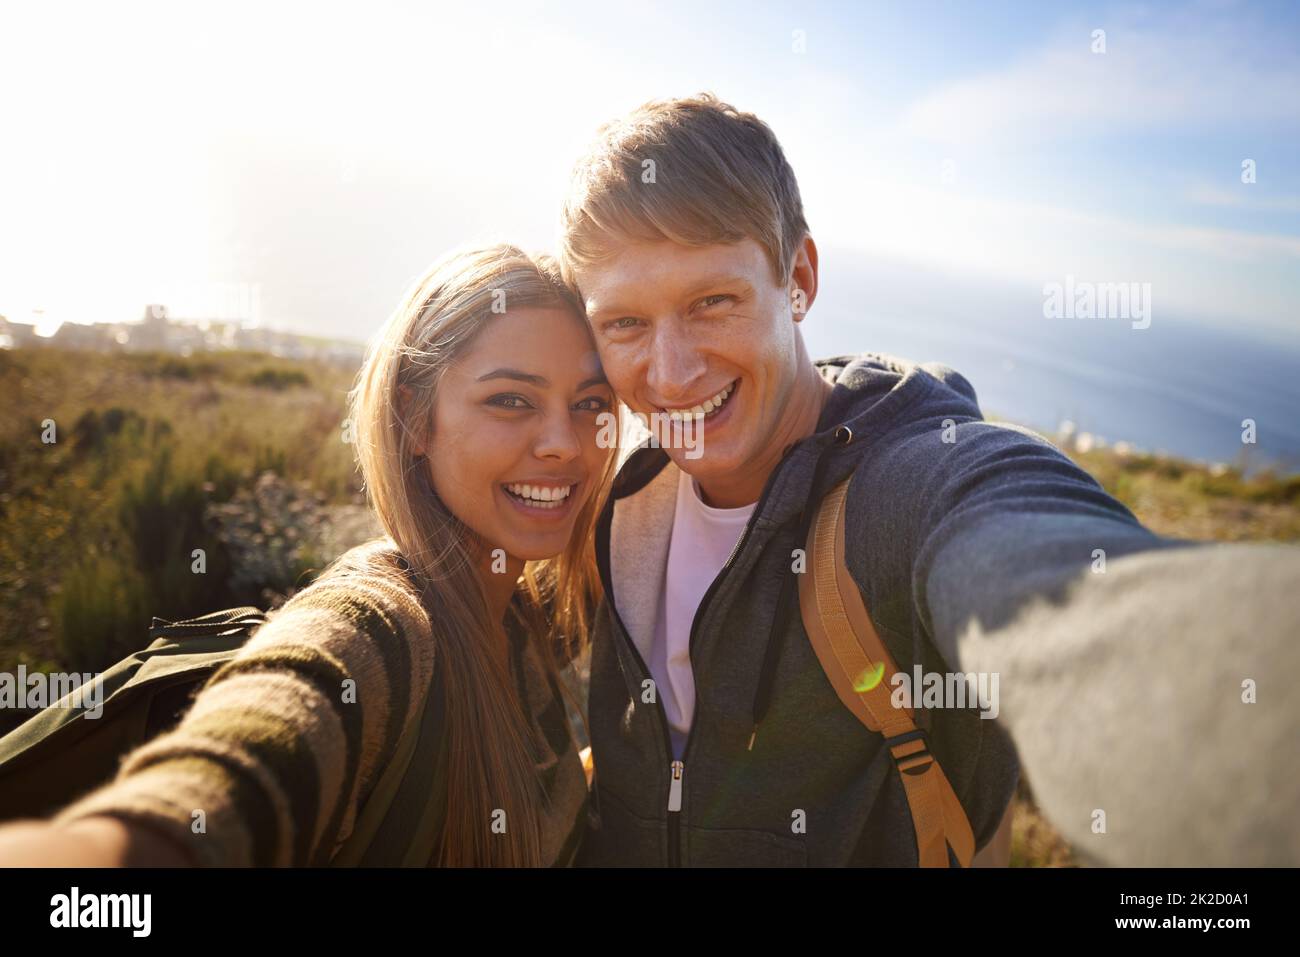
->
xmin=665 ymin=446 xmax=738 ymax=485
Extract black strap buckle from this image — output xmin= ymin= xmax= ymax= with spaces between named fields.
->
xmin=884 ymin=729 xmax=933 ymax=775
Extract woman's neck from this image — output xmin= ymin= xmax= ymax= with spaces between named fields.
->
xmin=474 ymin=546 xmax=526 ymax=626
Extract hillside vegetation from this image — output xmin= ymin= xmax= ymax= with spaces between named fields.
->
xmin=4 ymin=347 xmax=1297 ymax=865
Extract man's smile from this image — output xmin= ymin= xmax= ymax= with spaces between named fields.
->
xmin=654 ymin=378 xmax=739 ymax=421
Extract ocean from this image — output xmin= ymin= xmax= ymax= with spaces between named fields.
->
xmin=806 ymin=263 xmax=1300 ymax=474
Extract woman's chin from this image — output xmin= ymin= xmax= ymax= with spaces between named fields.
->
xmin=502 ymin=526 xmax=578 ymax=562
xmin=491 ymin=521 xmax=579 ymax=563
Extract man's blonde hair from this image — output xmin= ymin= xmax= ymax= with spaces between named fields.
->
xmin=559 ymin=92 xmax=808 ymax=289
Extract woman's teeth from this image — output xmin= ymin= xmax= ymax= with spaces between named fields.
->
xmin=665 ymin=380 xmax=736 ymax=421
xmin=504 ymin=483 xmax=575 ymax=509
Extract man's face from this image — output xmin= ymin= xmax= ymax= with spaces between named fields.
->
xmin=576 ymin=237 xmax=805 ymax=493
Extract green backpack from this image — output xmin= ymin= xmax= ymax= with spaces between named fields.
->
xmin=0 ymin=606 xmax=449 ymax=866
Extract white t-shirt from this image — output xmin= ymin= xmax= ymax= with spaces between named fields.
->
xmin=652 ymin=468 xmax=758 ymax=760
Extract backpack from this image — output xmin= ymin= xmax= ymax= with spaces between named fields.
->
xmin=0 ymin=606 xmax=448 ymax=866
xmin=800 ymin=477 xmax=978 ymax=868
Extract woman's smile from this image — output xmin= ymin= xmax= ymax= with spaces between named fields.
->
xmin=500 ymin=478 xmax=583 ymax=520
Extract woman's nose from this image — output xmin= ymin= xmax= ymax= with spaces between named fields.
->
xmin=533 ymin=411 xmax=582 ymax=461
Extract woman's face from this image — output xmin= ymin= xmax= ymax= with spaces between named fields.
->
xmin=423 ymin=305 xmax=614 ymax=563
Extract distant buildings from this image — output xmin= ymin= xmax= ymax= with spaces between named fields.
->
xmin=0 ymin=306 xmax=365 ymax=366
xmin=0 ymin=315 xmax=39 ymax=350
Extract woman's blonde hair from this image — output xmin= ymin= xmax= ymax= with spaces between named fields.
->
xmin=339 ymin=242 xmax=615 ymax=866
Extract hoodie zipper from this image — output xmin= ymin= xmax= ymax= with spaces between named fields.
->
xmin=590 ymin=481 xmax=684 ymax=868
xmin=668 ymin=439 xmax=810 ymax=865
xmin=595 ymin=597 xmax=680 ymax=864
xmin=598 ymin=436 xmax=820 ymax=866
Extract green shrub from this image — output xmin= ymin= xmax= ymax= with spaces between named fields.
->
xmin=247 ymin=367 xmax=310 ymax=390
xmin=112 ymin=443 xmax=237 ymax=615
xmin=71 ymin=407 xmax=146 ymax=455
xmin=252 ymin=445 xmax=287 ymax=476
xmin=54 ymin=551 xmax=152 ymax=672
xmin=126 ymin=352 xmax=218 ymax=381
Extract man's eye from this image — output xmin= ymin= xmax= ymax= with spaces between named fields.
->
xmin=487 ymin=394 xmax=531 ymax=410
xmin=698 ymin=295 xmax=730 ymax=309
xmin=607 ymin=317 xmax=640 ymax=331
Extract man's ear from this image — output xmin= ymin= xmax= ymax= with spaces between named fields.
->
xmin=789 ymin=234 xmax=819 ymax=322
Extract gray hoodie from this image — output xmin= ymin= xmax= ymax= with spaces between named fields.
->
xmin=578 ymin=352 xmax=1300 ymax=866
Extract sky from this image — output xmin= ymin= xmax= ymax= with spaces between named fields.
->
xmin=1 ymin=0 xmax=1297 ymax=351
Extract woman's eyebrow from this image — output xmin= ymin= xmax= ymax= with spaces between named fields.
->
xmin=476 ymin=368 xmax=547 ymax=386
xmin=475 ymin=369 xmax=608 ymax=391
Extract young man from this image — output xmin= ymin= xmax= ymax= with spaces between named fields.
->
xmin=559 ymin=94 xmax=1300 ymax=867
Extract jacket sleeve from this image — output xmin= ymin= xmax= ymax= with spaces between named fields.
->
xmin=49 ymin=546 xmax=437 ymax=866
xmin=889 ymin=415 xmax=1300 ymax=866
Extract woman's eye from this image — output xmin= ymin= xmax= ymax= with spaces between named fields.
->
xmin=487 ymin=394 xmax=532 ymax=410
xmin=574 ymin=395 xmax=611 ymax=412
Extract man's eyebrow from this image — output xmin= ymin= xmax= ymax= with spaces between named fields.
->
xmin=682 ymin=275 xmax=752 ymax=299
xmin=585 ymin=302 xmax=631 ymax=321
xmin=476 ymin=368 xmax=548 ymax=387
xmin=587 ymin=276 xmax=752 ymax=318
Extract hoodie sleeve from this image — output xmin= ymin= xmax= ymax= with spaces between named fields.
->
xmin=894 ymin=417 xmax=1300 ymax=866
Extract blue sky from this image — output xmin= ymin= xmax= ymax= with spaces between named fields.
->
xmin=1 ymin=0 xmax=1296 ymax=348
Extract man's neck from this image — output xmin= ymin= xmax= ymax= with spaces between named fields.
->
xmin=695 ymin=361 xmax=833 ymax=509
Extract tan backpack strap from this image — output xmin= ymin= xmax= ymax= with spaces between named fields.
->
xmin=798 ymin=477 xmax=976 ymax=868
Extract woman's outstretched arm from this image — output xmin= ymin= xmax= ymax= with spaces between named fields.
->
xmin=0 ymin=814 xmax=196 ymax=866
xmin=0 ymin=540 xmax=436 ymax=867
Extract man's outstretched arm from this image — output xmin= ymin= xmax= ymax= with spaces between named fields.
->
xmin=902 ymin=419 xmax=1299 ymax=866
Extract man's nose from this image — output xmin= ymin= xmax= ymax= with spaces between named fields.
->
xmin=646 ymin=324 xmax=707 ymax=403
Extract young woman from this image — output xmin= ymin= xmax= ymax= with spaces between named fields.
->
xmin=0 ymin=244 xmax=619 ymax=866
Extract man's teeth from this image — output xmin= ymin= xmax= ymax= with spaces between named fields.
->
xmin=504 ymin=483 xmax=574 ymax=508
xmin=665 ymin=381 xmax=735 ymax=421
